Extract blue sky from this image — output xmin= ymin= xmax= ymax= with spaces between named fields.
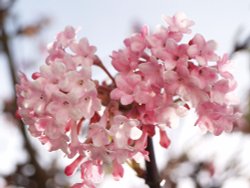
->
xmin=6 ymin=0 xmax=249 ymax=98
xmin=12 ymin=0 xmax=250 ymax=55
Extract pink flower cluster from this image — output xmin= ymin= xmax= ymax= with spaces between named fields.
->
xmin=111 ymin=13 xmax=239 ymax=136
xmin=16 ymin=13 xmax=240 ymax=188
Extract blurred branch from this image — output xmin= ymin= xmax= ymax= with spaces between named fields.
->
xmin=0 ymin=0 xmax=16 ymax=19
xmin=229 ymin=27 xmax=250 ymax=135
xmin=16 ymin=17 xmax=50 ymax=37
xmin=230 ymin=28 xmax=250 ymax=57
xmin=0 ymin=2 xmax=53 ymax=188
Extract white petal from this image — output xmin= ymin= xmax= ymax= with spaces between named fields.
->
xmin=130 ymin=127 xmax=142 ymax=140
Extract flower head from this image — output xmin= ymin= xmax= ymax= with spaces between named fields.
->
xmin=16 ymin=13 xmax=241 ymax=188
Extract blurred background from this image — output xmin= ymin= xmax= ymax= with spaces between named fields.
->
xmin=1 ymin=0 xmax=250 ymax=187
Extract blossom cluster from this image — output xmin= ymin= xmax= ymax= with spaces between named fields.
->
xmin=16 ymin=13 xmax=240 ymax=187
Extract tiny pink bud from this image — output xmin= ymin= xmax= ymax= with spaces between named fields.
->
xmin=159 ymin=130 xmax=171 ymax=148
xmin=31 ymin=72 xmax=41 ymax=80
xmin=64 ymin=155 xmax=84 ymax=176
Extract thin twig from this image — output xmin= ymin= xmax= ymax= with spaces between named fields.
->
xmin=1 ymin=16 xmax=49 ymax=188
xmin=94 ymin=55 xmax=116 ymax=85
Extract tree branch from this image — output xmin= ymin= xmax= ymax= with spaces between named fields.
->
xmin=145 ymin=137 xmax=161 ymax=188
xmin=94 ymin=55 xmax=116 ymax=85
xmin=0 ymin=15 xmax=49 ymax=188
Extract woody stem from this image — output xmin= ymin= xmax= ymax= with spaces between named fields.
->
xmin=145 ymin=137 xmax=161 ymax=188
xmin=94 ymin=55 xmax=116 ymax=85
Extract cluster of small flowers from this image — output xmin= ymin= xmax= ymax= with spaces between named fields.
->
xmin=16 ymin=13 xmax=240 ymax=188
xmin=111 ymin=12 xmax=239 ymax=136
xmin=16 ymin=26 xmax=146 ymax=187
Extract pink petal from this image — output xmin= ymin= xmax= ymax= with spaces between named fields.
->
xmin=64 ymin=155 xmax=84 ymax=176
xmin=112 ymin=160 xmax=124 ymax=180
xmin=159 ymin=130 xmax=171 ymax=148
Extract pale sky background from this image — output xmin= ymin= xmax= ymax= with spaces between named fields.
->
xmin=1 ymin=0 xmax=250 ymax=187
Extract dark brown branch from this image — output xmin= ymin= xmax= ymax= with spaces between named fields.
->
xmin=1 ymin=16 xmax=49 ymax=188
xmin=145 ymin=137 xmax=161 ymax=188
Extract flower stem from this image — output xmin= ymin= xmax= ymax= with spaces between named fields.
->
xmin=145 ymin=137 xmax=161 ymax=188
xmin=94 ymin=55 xmax=116 ymax=85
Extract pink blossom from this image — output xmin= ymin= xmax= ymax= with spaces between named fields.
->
xmin=164 ymin=12 xmax=194 ymax=34
xmin=46 ymin=26 xmax=75 ymax=64
xmin=124 ymin=32 xmax=147 ymax=53
xmin=159 ymin=130 xmax=171 ymax=148
xmin=16 ymin=27 xmax=101 ymax=155
xmin=56 ymin=26 xmax=76 ymax=48
xmin=138 ymin=62 xmax=164 ymax=87
xmin=109 ymin=115 xmax=142 ymax=149
xmin=187 ymin=34 xmax=219 ymax=65
xmin=70 ymin=37 xmax=97 ymax=57
xmin=111 ymin=49 xmax=139 ymax=73
xmin=16 ymin=13 xmax=241 ymax=188
xmin=146 ymin=26 xmax=167 ymax=48
xmin=189 ymin=65 xmax=218 ymax=89
xmin=217 ymin=54 xmax=234 ymax=79
xmin=111 ymin=72 xmax=141 ymax=105
xmin=81 ymin=160 xmax=104 ymax=185
xmin=196 ymin=102 xmax=239 ymax=135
